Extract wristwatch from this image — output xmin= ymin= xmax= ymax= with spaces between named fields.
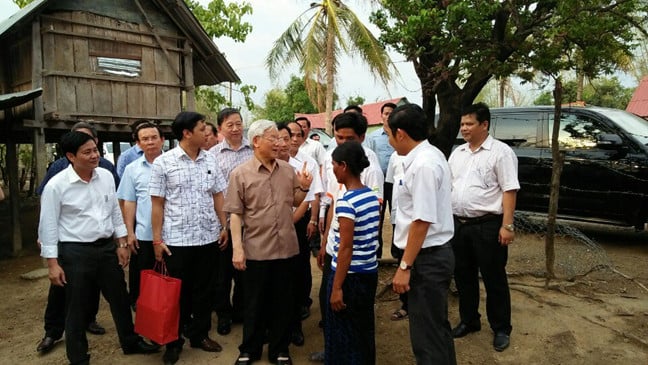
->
xmin=502 ymin=223 xmax=515 ymax=232
xmin=399 ymin=260 xmax=413 ymax=271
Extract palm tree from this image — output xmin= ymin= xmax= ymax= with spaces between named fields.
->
xmin=266 ymin=1 xmax=395 ymax=133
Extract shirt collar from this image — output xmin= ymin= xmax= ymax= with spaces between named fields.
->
xmin=459 ymin=134 xmax=493 ymax=153
xmin=403 ymin=140 xmax=430 ymax=170
xmin=252 ymin=155 xmax=278 ymax=172
xmin=220 ymin=138 xmax=251 ymax=152
xmin=65 ymin=164 xmax=97 ymax=184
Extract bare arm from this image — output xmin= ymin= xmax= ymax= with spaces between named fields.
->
xmin=499 ymin=190 xmax=517 ymax=246
xmin=231 ymin=213 xmax=246 ymax=271
xmin=151 ymin=196 xmax=171 ymax=261
xmin=213 ymin=192 xmax=229 ymax=249
xmin=330 ymin=217 xmax=354 ymax=311
xmin=121 ymin=200 xmax=138 ymax=252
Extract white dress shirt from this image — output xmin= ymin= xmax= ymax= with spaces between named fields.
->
xmin=289 ymin=151 xmax=324 ymax=202
xmin=449 ymin=135 xmax=520 ymax=217
xmin=393 ymin=141 xmax=454 ymax=250
xmin=299 ymin=138 xmax=327 ymax=166
xmin=39 ymin=165 xmax=127 ymax=258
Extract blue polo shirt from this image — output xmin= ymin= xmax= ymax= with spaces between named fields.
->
xmin=116 ymin=155 xmax=154 ymax=240
xmin=364 ymin=127 xmax=394 ymax=175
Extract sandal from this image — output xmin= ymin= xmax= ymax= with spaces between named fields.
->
xmin=391 ymin=309 xmax=408 ymax=321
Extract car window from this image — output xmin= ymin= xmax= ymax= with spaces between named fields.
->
xmin=550 ymin=113 xmax=614 ymax=149
xmin=491 ymin=112 xmax=542 ymax=147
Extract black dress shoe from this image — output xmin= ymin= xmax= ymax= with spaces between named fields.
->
xmin=86 ymin=321 xmax=106 ymax=335
xmin=190 ymin=337 xmax=223 ymax=352
xmin=291 ymin=328 xmax=304 ymax=346
xmin=36 ymin=336 xmax=59 ymax=353
xmin=235 ymin=352 xmax=253 ymax=365
xmin=452 ymin=322 xmax=481 ymax=338
xmin=493 ymin=332 xmax=510 ymax=352
xmin=122 ymin=339 xmax=161 ymax=355
xmin=217 ymin=319 xmax=232 ymax=335
xmin=163 ymin=347 xmax=182 ymax=365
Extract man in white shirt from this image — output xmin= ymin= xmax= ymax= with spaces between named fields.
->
xmin=150 ymin=111 xmax=229 ymax=365
xmin=116 ymin=122 xmax=164 ymax=307
xmin=39 ymin=131 xmax=159 ymax=365
xmin=296 ymin=117 xmax=327 ymax=167
xmin=448 ymin=102 xmax=519 ymax=352
xmin=386 ymin=104 xmax=456 ymax=365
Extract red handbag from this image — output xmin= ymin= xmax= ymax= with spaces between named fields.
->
xmin=134 ymin=261 xmax=181 ymax=345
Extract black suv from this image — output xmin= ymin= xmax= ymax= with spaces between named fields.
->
xmin=457 ymin=105 xmax=648 ymax=229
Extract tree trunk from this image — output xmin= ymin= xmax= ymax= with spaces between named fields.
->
xmin=324 ymin=22 xmax=336 ymax=135
xmin=545 ymin=77 xmax=565 ymax=284
xmin=576 ymin=71 xmax=584 ymax=101
xmin=499 ymin=77 xmax=505 ymax=107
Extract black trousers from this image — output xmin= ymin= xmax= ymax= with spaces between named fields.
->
xmin=43 ymin=282 xmax=100 ymax=339
xmin=58 ymin=240 xmax=140 ymax=365
xmin=452 ymin=217 xmax=512 ymax=335
xmin=325 ymin=272 xmax=378 ymax=365
xmin=128 ymin=240 xmax=155 ymax=306
xmin=318 ymin=253 xmax=333 ymax=327
xmin=408 ymin=244 xmax=456 ymax=365
xmin=295 ymin=212 xmax=313 ymax=308
xmin=164 ymin=242 xmax=219 ymax=349
xmin=214 ymin=233 xmax=244 ymax=323
xmin=239 ymin=256 xmax=297 ymax=362
xmin=376 ymin=182 xmax=393 ymax=259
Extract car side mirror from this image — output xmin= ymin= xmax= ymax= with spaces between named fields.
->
xmin=596 ymin=133 xmax=624 ymax=149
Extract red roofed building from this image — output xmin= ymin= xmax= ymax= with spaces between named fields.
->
xmin=626 ymin=77 xmax=648 ymax=119
xmin=294 ymin=97 xmax=409 ymax=129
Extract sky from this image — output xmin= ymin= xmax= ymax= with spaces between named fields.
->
xmin=0 ymin=0 xmax=423 ymax=112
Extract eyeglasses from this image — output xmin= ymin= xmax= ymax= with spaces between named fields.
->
xmin=262 ymin=135 xmax=281 ymax=144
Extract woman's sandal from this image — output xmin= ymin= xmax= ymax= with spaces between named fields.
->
xmin=391 ymin=309 xmax=408 ymax=321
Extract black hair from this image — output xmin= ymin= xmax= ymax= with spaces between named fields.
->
xmin=276 ymin=122 xmax=293 ymax=138
xmin=217 ymin=108 xmax=241 ymax=126
xmin=134 ymin=122 xmax=162 ymax=142
xmin=381 ymin=102 xmax=397 ymax=113
xmin=286 ymin=121 xmax=304 ymax=137
xmin=205 ymin=122 xmax=218 ymax=135
xmin=61 ymin=131 xmax=95 ymax=158
xmin=332 ymin=141 xmax=370 ymax=177
xmin=332 ymin=112 xmax=368 ymax=136
xmin=172 ymin=111 xmax=205 ymax=140
xmin=130 ymin=119 xmax=151 ymax=141
xmin=387 ymin=104 xmax=429 ymax=141
xmin=294 ymin=116 xmax=311 ymax=128
xmin=71 ymin=121 xmax=98 ymax=138
xmin=461 ymin=102 xmax=491 ymax=130
xmin=343 ymin=105 xmax=363 ymax=114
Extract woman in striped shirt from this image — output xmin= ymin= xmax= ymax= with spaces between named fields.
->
xmin=326 ymin=141 xmax=381 ymax=365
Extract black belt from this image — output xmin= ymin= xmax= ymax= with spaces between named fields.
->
xmin=418 ymin=242 xmax=451 ymax=255
xmin=59 ymin=237 xmax=112 ymax=246
xmin=453 ymin=214 xmax=501 ymax=225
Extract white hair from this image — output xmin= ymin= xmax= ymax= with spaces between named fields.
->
xmin=247 ymin=119 xmax=277 ymax=147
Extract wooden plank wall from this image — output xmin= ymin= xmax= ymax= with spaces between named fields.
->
xmin=41 ymin=11 xmax=184 ymax=126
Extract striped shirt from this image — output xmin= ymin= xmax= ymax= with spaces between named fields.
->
xmin=209 ymin=138 xmax=253 ymax=185
xmin=331 ymin=187 xmax=380 ymax=273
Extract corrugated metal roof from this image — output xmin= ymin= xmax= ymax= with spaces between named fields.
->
xmin=626 ymin=77 xmax=648 ymax=118
xmin=0 ymin=0 xmax=239 ymax=85
xmin=294 ymin=97 xmax=408 ymax=129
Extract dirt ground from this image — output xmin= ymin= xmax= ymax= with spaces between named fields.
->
xmin=0 ymin=223 xmax=647 ymax=365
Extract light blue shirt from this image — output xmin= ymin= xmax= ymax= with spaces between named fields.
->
xmin=364 ymin=127 xmax=394 ymax=175
xmin=116 ymin=155 xmax=154 ymax=240
xmin=116 ymin=144 xmax=143 ymax=178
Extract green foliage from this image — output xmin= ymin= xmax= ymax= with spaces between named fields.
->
xmin=267 ymin=1 xmax=396 ymax=133
xmin=533 ymin=77 xmax=634 ymax=109
xmin=373 ymin=0 xmax=648 ymax=155
xmin=345 ymin=96 xmax=365 ymax=108
xmin=185 ymin=0 xmax=252 ymax=42
xmin=12 ymin=0 xmax=33 ymax=8
xmin=195 ymin=83 xmax=257 ymax=122
xmin=254 ymin=75 xmax=334 ymax=121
